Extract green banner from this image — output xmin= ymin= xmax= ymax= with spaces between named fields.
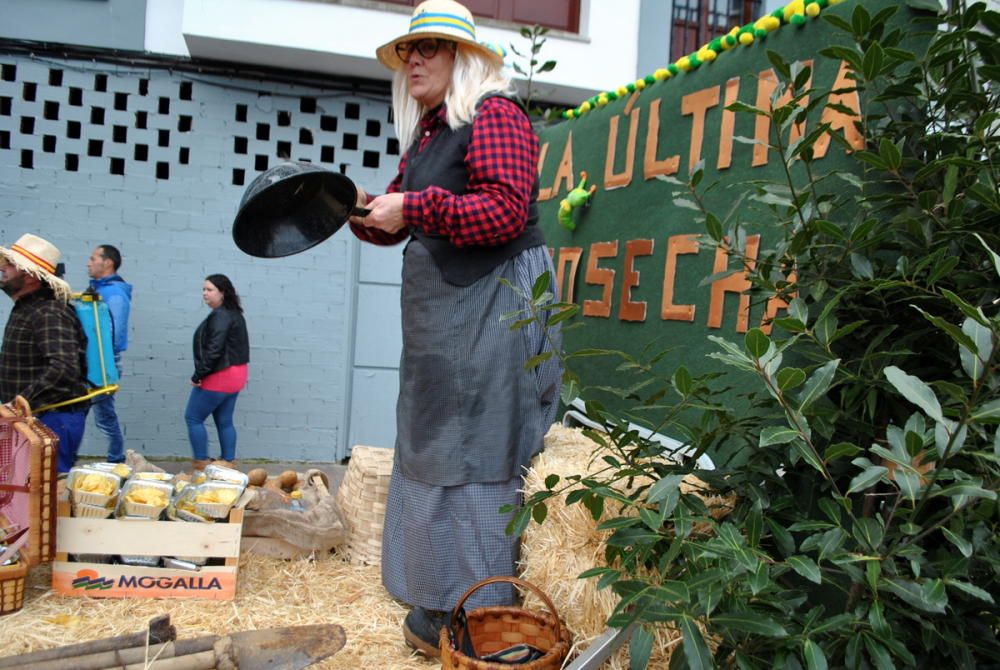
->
xmin=535 ymin=0 xmax=923 ymax=436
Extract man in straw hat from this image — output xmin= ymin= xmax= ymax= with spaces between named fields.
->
xmin=350 ymin=0 xmax=561 ymax=658
xmin=0 ymin=233 xmax=90 ymax=473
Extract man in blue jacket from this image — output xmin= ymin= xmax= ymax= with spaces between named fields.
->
xmin=86 ymin=244 xmax=132 ymax=463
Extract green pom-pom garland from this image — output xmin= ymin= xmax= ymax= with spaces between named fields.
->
xmin=564 ymin=0 xmax=829 ymax=121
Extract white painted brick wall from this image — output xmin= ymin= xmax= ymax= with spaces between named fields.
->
xmin=0 ymin=54 xmax=402 ymax=462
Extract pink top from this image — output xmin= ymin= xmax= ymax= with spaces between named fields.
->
xmin=200 ymin=364 xmax=248 ymax=394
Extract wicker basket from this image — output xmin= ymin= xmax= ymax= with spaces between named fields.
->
xmin=0 ymin=559 xmax=27 ymax=616
xmin=439 ymin=576 xmax=571 ymax=670
xmin=0 ymin=396 xmax=58 ymax=567
xmin=335 ymin=446 xmax=394 ymax=566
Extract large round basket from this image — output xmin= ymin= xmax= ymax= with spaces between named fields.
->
xmin=439 ymin=576 xmax=571 ymax=670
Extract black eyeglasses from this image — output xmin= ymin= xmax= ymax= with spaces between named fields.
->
xmin=395 ymin=38 xmax=455 ymax=64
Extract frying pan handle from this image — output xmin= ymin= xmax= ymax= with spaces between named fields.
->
xmin=351 ymin=206 xmax=371 ymax=217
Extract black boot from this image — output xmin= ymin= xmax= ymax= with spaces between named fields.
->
xmin=402 ymin=607 xmax=449 ymax=658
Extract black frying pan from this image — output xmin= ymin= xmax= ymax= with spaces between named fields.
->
xmin=232 ymin=161 xmax=370 ymax=258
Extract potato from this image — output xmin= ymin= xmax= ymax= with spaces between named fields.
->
xmin=277 ymin=470 xmax=298 ymax=491
xmin=247 ymin=468 xmax=268 ymax=487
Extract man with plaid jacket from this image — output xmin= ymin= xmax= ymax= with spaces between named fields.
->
xmin=0 ymin=234 xmax=89 ymax=473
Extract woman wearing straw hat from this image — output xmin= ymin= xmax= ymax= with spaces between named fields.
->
xmin=349 ymin=0 xmax=562 ymax=657
xmin=0 ymin=233 xmax=90 ymax=473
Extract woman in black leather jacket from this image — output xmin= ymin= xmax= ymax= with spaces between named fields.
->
xmin=185 ymin=273 xmax=249 ymax=470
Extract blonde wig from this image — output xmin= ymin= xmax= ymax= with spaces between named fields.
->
xmin=391 ymin=44 xmax=517 ymax=151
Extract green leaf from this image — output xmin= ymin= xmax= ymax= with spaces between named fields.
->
xmin=960 ymin=317 xmax=993 ymax=381
xmin=905 ymin=0 xmax=942 ymax=11
xmin=792 ymin=441 xmax=826 ymax=475
xmin=921 ymin=579 xmax=948 ymax=612
xmin=531 ymin=271 xmax=550 ymax=301
xmin=787 ymin=555 xmax=822 ymax=584
xmin=713 ymin=613 xmax=788 ymax=637
xmin=912 ymin=306 xmax=978 ymax=353
xmin=745 ymin=328 xmax=771 ymax=359
xmin=941 ymin=527 xmax=973 ymax=557
xmin=851 ymin=3 xmax=871 ymax=35
xmin=882 ymin=579 xmax=946 ymax=614
xmin=864 ymin=637 xmax=894 ymax=670
xmin=505 ymin=506 xmax=531 ymax=537
xmin=647 ymin=474 xmax=685 ymax=505
xmin=705 ymin=212 xmax=723 ymax=241
xmin=942 ymin=290 xmax=989 ymax=326
xmin=853 ymin=517 xmax=884 ymax=551
xmin=630 ymin=626 xmax=653 ymax=670
xmin=934 ymin=483 xmax=996 ymax=501
xmin=767 ymin=50 xmax=791 ymax=79
xmin=798 ymin=359 xmax=840 ymax=412
xmin=531 ymin=502 xmax=548 ymax=524
xmin=894 ymin=468 xmax=921 ymax=502
xmin=850 ymin=253 xmax=874 ymax=280
xmin=673 ymin=366 xmax=693 ymax=396
xmin=975 ymin=233 xmax=1000 ymax=277
xmin=766 ymin=519 xmax=796 ymax=556
xmin=877 ymin=136 xmax=899 ymax=169
xmin=972 ymin=398 xmax=1000 ymax=423
xmin=847 ymin=465 xmax=888 ymax=494
xmin=825 ymin=442 xmax=860 ymax=461
xmin=524 ymin=351 xmax=554 ymax=371
xmin=760 ymin=426 xmax=800 ymax=446
xmin=544 ymin=474 xmax=560 ymax=489
xmin=947 ymin=580 xmax=995 ymax=603
xmin=803 ymin=639 xmax=828 ymax=670
xmin=810 ymin=613 xmax=854 ymax=635
xmin=778 ymin=368 xmax=807 ymax=391
xmin=748 ymin=561 xmax=768 ymax=595
xmin=883 ymin=366 xmax=944 ymax=423
xmin=866 ymin=601 xmax=890 ymax=642
xmin=680 ymin=615 xmax=713 ymax=670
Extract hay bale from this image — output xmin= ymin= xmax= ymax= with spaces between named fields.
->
xmin=520 ymin=424 xmax=733 ymax=669
xmin=335 ymin=446 xmax=394 ymax=566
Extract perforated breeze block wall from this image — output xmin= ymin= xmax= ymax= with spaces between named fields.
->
xmin=0 ymin=54 xmax=401 ymax=461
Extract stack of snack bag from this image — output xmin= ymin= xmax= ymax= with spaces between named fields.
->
xmin=66 ymin=463 xmax=246 ymax=568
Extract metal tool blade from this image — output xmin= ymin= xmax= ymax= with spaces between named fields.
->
xmin=231 ymin=624 xmax=346 ymax=670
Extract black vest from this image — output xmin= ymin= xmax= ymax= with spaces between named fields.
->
xmin=402 ymin=96 xmax=545 ymax=286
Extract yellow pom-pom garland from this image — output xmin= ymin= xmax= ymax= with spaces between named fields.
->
xmin=564 ymin=0 xmax=830 ymax=120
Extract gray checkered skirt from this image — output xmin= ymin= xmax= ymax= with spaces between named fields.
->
xmin=381 ymin=241 xmax=561 ymax=611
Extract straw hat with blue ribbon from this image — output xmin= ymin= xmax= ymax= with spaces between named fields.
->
xmin=376 ymin=0 xmax=506 ymax=70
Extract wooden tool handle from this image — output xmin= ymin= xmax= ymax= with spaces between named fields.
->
xmin=0 ymin=616 xmax=174 ymax=668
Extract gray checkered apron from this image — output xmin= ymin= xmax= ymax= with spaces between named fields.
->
xmin=381 ymin=240 xmax=561 ymax=611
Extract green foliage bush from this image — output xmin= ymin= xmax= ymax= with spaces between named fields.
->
xmin=507 ymin=2 xmax=999 ymax=667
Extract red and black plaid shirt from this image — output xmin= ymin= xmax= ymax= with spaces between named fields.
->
xmin=0 ymin=288 xmax=88 ymax=410
xmin=351 ymin=96 xmax=538 ymax=247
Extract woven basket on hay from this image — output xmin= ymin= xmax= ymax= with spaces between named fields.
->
xmin=519 ymin=424 xmax=735 ymax=669
xmin=0 ymin=559 xmax=27 ymax=616
xmin=439 ymin=576 xmax=571 ymax=670
xmin=335 ymin=445 xmax=394 ymax=566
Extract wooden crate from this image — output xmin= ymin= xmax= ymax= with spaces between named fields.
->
xmin=52 ymin=500 xmax=244 ymax=600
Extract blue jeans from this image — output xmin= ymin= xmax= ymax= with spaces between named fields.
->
xmin=91 ymin=393 xmax=125 ymax=463
xmin=40 ymin=409 xmax=89 ymax=473
xmin=185 ymin=388 xmax=239 ymax=461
